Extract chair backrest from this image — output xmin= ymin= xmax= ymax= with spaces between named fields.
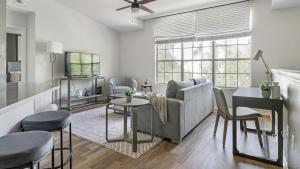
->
xmin=111 ymin=77 xmax=130 ymax=86
xmin=213 ymin=87 xmax=230 ymax=118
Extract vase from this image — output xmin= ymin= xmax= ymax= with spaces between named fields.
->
xmin=126 ymin=95 xmax=132 ymax=103
xmin=261 ymin=90 xmax=271 ymax=98
xmin=271 ymin=82 xmax=281 ymax=99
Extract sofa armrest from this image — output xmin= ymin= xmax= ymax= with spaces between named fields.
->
xmin=176 ymin=82 xmax=214 ymax=135
xmin=176 ymin=82 xmax=213 ymax=101
xmin=108 ymin=78 xmax=116 ymax=95
xmin=167 ymin=98 xmax=185 ymax=142
xmin=167 ymin=98 xmax=184 ymax=112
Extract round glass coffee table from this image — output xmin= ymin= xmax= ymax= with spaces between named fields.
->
xmin=105 ymin=98 xmax=153 ymax=152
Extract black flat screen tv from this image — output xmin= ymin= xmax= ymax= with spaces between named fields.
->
xmin=64 ymin=52 xmax=100 ymax=77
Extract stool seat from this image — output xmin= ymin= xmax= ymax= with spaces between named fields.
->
xmin=0 ymin=131 xmax=53 ymax=169
xmin=22 ymin=111 xmax=71 ymax=131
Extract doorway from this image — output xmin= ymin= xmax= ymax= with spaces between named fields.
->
xmin=6 ymin=25 xmax=27 ymax=83
xmin=6 ymin=33 xmax=21 ymax=82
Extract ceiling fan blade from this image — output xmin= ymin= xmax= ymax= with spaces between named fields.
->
xmin=122 ymin=0 xmax=133 ymax=3
xmin=116 ymin=5 xmax=131 ymax=11
xmin=139 ymin=0 xmax=156 ymax=5
xmin=140 ymin=6 xmax=154 ymax=13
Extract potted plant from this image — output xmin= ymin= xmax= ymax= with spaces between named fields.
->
xmin=260 ymin=81 xmax=272 ymax=98
xmin=124 ymin=89 xmax=133 ymax=103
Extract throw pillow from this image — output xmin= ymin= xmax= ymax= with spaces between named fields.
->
xmin=166 ymin=79 xmax=194 ymax=98
xmin=192 ymin=77 xmax=207 ymax=85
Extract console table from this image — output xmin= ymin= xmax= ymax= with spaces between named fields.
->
xmin=59 ymin=76 xmax=106 ymax=110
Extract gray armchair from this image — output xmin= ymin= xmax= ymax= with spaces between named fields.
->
xmin=109 ymin=77 xmax=138 ymax=96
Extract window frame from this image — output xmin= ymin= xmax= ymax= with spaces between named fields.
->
xmin=155 ymin=36 xmax=252 ymax=88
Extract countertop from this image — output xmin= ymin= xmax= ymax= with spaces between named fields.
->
xmin=0 ymin=82 xmax=59 ymax=109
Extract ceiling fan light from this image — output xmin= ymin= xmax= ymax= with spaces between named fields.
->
xmin=131 ymin=7 xmax=139 ymax=14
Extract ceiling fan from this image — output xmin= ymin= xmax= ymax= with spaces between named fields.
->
xmin=116 ymin=0 xmax=156 ymax=14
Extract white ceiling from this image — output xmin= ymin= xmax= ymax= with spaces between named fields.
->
xmin=272 ymin=0 xmax=300 ymax=9
xmin=54 ymin=0 xmax=300 ymax=32
xmin=55 ymin=0 xmax=224 ymax=32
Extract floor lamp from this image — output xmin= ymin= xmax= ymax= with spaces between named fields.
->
xmin=47 ymin=41 xmax=63 ymax=104
xmin=253 ymin=50 xmax=272 ymax=82
xmin=47 ymin=41 xmax=63 ymax=86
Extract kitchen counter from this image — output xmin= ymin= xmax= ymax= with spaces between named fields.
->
xmin=0 ymin=82 xmax=59 ymax=111
xmin=0 ymin=82 xmax=60 ymax=136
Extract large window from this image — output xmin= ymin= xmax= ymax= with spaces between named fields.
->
xmin=156 ymin=36 xmax=251 ymax=88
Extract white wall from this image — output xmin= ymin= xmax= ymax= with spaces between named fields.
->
xmin=252 ymin=0 xmax=300 ymax=86
xmin=119 ymin=20 xmax=156 ymax=89
xmin=119 ymin=0 xmax=300 ymax=96
xmin=0 ymin=0 xmax=6 ymax=83
xmin=7 ymin=0 xmax=120 ymax=84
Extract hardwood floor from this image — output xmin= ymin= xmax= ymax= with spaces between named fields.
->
xmin=41 ymin=105 xmax=282 ymax=169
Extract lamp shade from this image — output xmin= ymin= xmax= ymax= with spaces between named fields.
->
xmin=47 ymin=41 xmax=63 ymax=54
xmin=253 ymin=50 xmax=263 ymax=61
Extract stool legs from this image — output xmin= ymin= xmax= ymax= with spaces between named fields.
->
xmin=51 ymin=124 xmax=72 ymax=169
xmin=69 ymin=123 xmax=72 ymax=169
xmin=60 ymin=128 xmax=64 ymax=169
xmin=52 ymin=146 xmax=55 ymax=169
xmin=29 ymin=162 xmax=34 ymax=169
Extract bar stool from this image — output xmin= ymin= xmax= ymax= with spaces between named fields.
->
xmin=21 ymin=110 xmax=72 ymax=169
xmin=0 ymin=131 xmax=54 ymax=169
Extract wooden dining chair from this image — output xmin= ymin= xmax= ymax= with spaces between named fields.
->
xmin=213 ymin=87 xmax=263 ymax=148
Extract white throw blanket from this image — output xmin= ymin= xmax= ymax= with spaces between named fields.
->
xmin=145 ymin=93 xmax=168 ymax=124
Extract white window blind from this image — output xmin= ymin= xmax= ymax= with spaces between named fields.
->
xmin=195 ymin=1 xmax=251 ymax=38
xmin=154 ymin=1 xmax=251 ymax=39
xmin=154 ymin=12 xmax=196 ymax=38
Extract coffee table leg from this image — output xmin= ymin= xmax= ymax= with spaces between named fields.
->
xmin=124 ymin=107 xmax=128 ymax=138
xmin=132 ymin=107 xmax=138 ymax=152
xmin=151 ymin=105 xmax=154 ymax=140
xmin=106 ymin=104 xmax=109 ymax=142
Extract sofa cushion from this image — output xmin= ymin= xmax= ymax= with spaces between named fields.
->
xmin=166 ymin=80 xmax=194 ymax=98
xmin=113 ymin=86 xmax=131 ymax=94
xmin=192 ymin=77 xmax=207 ymax=85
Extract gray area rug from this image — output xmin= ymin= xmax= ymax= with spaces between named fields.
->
xmin=65 ymin=106 xmax=161 ymax=159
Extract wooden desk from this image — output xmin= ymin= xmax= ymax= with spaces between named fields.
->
xmin=232 ymin=87 xmax=284 ymax=166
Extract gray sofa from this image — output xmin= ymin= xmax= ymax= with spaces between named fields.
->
xmin=109 ymin=77 xmax=138 ymax=96
xmin=137 ymin=78 xmax=214 ymax=143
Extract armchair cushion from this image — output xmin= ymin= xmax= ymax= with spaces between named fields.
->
xmin=109 ymin=77 xmax=138 ymax=95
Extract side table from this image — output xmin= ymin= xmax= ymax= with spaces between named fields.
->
xmin=141 ymin=84 xmax=152 ymax=92
xmin=105 ymin=98 xmax=153 ymax=152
